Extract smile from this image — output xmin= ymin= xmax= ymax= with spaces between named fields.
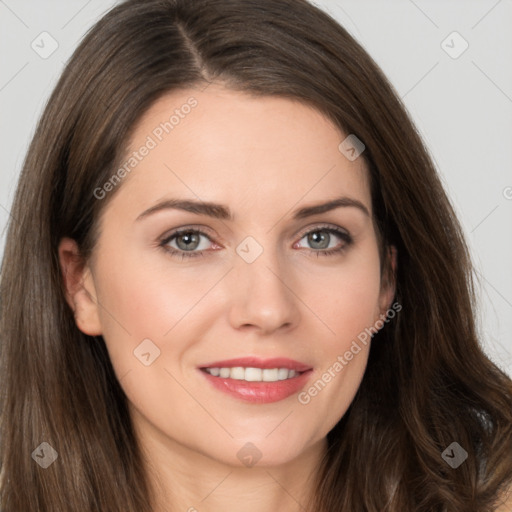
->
xmin=202 ymin=367 xmax=301 ymax=381
xmin=198 ymin=357 xmax=313 ymax=403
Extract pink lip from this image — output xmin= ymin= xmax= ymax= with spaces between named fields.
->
xmin=199 ymin=369 xmax=313 ymax=403
xmin=197 ymin=357 xmax=314 ymax=404
xmin=198 ymin=357 xmax=312 ymax=372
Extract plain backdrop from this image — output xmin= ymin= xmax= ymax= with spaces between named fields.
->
xmin=0 ymin=0 xmax=511 ymax=377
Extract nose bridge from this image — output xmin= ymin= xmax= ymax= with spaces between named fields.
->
xmin=226 ymin=234 xmax=300 ymax=333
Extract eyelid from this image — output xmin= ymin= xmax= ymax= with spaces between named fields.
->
xmin=295 ymin=222 xmax=350 ymax=239
xmin=159 ymin=224 xmax=218 ymax=243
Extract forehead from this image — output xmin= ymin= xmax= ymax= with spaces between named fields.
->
xmin=106 ymin=83 xmax=371 ymax=222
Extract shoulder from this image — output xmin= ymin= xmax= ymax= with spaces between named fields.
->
xmin=495 ymin=484 xmax=512 ymax=512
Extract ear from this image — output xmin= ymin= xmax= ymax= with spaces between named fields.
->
xmin=58 ymin=238 xmax=102 ymax=336
xmin=378 ymin=244 xmax=397 ymax=314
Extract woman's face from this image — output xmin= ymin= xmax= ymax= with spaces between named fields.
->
xmin=63 ymin=83 xmax=395 ymax=468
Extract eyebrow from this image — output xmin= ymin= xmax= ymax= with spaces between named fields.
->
xmin=135 ymin=195 xmax=370 ymax=222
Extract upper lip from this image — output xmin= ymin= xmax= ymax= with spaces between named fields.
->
xmin=199 ymin=357 xmax=312 ymax=372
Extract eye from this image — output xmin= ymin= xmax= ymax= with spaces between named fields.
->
xmin=295 ymin=224 xmax=353 ymax=257
xmin=159 ymin=227 xmax=214 ymax=260
xmin=159 ymin=224 xmax=353 ymax=261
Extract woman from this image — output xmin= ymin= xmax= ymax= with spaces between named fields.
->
xmin=1 ymin=0 xmax=511 ymax=510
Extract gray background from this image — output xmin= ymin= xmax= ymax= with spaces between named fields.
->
xmin=1 ymin=0 xmax=511 ymax=377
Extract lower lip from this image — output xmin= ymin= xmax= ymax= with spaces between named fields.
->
xmin=199 ymin=369 xmax=313 ymax=403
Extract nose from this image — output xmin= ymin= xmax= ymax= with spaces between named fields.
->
xmin=226 ymin=248 xmax=301 ymax=335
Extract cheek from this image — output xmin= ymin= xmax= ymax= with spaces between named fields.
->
xmin=304 ymin=249 xmax=383 ymax=345
xmin=90 ymin=249 xmax=203 ymax=372
xmin=294 ymin=246 xmax=382 ymax=431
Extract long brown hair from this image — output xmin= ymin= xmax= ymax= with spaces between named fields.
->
xmin=1 ymin=0 xmax=511 ymax=510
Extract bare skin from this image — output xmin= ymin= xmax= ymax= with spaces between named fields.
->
xmin=59 ymin=82 xmax=396 ymax=512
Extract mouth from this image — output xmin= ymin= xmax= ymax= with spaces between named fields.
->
xmin=198 ymin=357 xmax=313 ymax=403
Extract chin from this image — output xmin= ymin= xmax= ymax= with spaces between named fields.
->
xmin=212 ymin=435 xmax=314 ymax=469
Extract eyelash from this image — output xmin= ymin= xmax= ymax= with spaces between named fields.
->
xmin=159 ymin=224 xmax=353 ymax=261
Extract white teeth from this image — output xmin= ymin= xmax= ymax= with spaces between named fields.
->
xmin=204 ymin=367 xmax=301 ymax=382
xmin=219 ymin=367 xmax=231 ymax=378
xmin=230 ymin=367 xmax=245 ymax=380
xmin=209 ymin=367 xmax=220 ymax=377
xmin=262 ymin=368 xmax=278 ymax=381
xmin=245 ymin=367 xmax=262 ymax=381
xmin=278 ymin=368 xmax=290 ymax=380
